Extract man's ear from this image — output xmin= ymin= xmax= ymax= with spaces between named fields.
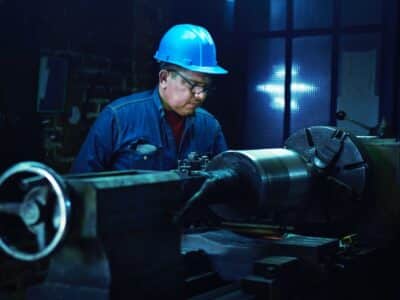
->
xmin=159 ymin=69 xmax=169 ymax=88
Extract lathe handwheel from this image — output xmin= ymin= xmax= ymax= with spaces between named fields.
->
xmin=0 ymin=161 xmax=70 ymax=261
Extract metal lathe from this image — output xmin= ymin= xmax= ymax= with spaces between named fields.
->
xmin=1 ymin=126 xmax=400 ymax=299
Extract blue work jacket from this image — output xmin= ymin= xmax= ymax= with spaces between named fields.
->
xmin=70 ymin=88 xmax=227 ymax=173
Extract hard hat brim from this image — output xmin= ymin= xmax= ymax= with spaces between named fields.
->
xmin=183 ymin=64 xmax=228 ymax=75
xmin=155 ymin=56 xmax=228 ymax=75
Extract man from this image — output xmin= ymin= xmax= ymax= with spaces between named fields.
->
xmin=70 ymin=24 xmax=228 ymax=173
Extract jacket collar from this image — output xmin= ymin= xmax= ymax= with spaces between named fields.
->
xmin=152 ymin=87 xmax=195 ymax=128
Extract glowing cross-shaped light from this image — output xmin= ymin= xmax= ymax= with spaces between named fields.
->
xmin=256 ymin=65 xmax=317 ymax=112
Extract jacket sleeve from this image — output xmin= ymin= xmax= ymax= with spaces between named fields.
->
xmin=70 ymin=107 xmax=118 ymax=173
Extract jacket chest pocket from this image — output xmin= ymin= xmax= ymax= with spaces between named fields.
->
xmin=115 ymin=140 xmax=161 ymax=170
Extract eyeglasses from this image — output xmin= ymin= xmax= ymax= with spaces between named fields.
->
xmin=167 ymin=69 xmax=213 ymax=95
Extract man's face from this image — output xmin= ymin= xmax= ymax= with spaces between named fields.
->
xmin=159 ymin=68 xmax=212 ymax=117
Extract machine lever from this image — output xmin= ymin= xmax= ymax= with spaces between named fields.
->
xmin=173 ymin=168 xmax=238 ymax=225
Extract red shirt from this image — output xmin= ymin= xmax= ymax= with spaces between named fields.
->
xmin=165 ymin=110 xmax=185 ymax=147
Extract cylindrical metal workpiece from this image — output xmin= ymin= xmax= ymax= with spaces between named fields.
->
xmin=206 ymin=148 xmax=312 ymax=219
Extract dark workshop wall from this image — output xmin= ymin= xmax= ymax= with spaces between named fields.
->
xmin=0 ymin=0 xmax=173 ymax=173
xmin=0 ymin=0 xmax=42 ymax=171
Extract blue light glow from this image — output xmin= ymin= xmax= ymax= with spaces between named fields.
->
xmin=223 ymin=0 xmax=235 ymax=32
xmin=275 ymin=67 xmax=298 ymax=79
xmin=271 ymin=97 xmax=299 ymax=111
xmin=256 ymin=64 xmax=317 ymax=112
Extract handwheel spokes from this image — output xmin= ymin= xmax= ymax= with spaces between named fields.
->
xmin=0 ymin=202 xmax=22 ymax=216
xmin=32 ymin=223 xmax=46 ymax=251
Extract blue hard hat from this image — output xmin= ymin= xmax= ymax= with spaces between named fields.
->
xmin=154 ymin=24 xmax=228 ymax=75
